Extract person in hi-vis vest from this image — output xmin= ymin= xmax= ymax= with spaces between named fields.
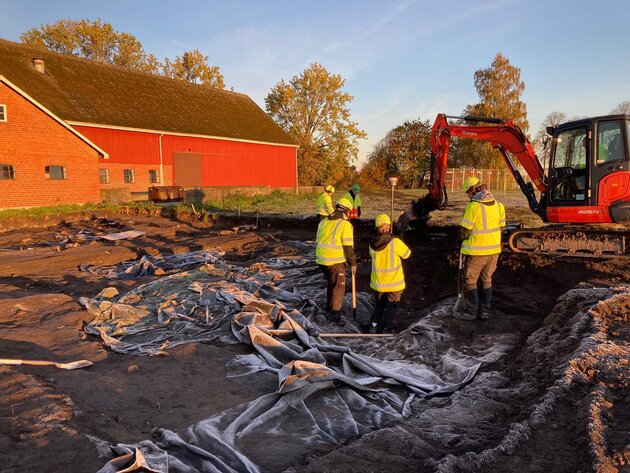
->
xmin=342 ymin=183 xmax=362 ymax=221
xmin=454 ymin=176 xmax=505 ymax=321
xmin=366 ymin=214 xmax=410 ymax=333
xmin=315 ymin=198 xmax=357 ymax=325
xmin=316 ymin=185 xmax=335 ymax=220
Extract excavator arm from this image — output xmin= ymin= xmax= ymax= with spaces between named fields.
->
xmin=405 ymin=114 xmax=549 ymax=227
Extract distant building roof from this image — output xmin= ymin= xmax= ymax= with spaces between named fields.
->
xmin=0 ymin=38 xmax=296 ymax=146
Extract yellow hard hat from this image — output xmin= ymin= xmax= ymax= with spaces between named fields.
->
xmin=325 ymin=185 xmax=335 ymax=193
xmin=375 ymin=214 xmax=391 ymax=227
xmin=463 ymin=176 xmax=480 ymax=193
xmin=336 ymin=197 xmax=353 ymax=211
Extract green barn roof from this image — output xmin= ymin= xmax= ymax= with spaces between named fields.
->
xmin=0 ymin=38 xmax=296 ymax=146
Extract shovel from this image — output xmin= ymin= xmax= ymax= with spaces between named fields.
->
xmin=351 ymin=270 xmax=357 ymax=321
xmin=320 ymin=333 xmax=394 ymax=338
xmin=453 ymin=253 xmax=465 ymax=316
xmin=0 ymin=358 xmax=93 ymax=370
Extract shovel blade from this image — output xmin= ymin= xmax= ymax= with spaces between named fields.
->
xmin=56 ymin=360 xmax=94 ymax=370
xmin=453 ymin=293 xmax=465 ymax=316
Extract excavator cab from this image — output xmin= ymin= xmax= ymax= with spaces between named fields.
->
xmin=549 ymin=127 xmax=588 ymax=203
xmin=546 ymin=115 xmax=630 ymax=223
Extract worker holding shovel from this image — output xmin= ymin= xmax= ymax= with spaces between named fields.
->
xmin=454 ymin=176 xmax=505 ymax=321
xmin=315 ymin=198 xmax=357 ymax=326
xmin=365 ymin=214 xmax=411 ymax=334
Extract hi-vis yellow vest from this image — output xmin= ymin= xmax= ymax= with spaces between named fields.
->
xmin=317 ymin=192 xmax=334 ymax=216
xmin=459 ymin=200 xmax=506 ymax=256
xmin=316 ymin=218 xmax=354 ymax=265
xmin=369 ymin=238 xmax=411 ymax=292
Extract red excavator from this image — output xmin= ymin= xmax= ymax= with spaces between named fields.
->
xmin=400 ymin=113 xmax=630 ymax=256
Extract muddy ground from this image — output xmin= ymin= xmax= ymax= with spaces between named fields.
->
xmin=0 ymin=213 xmax=628 ymax=472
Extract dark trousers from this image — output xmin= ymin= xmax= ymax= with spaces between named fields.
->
xmin=349 ymin=218 xmax=358 ymax=234
xmin=371 ymin=291 xmax=402 ymax=330
xmin=319 ymin=263 xmax=346 ymax=312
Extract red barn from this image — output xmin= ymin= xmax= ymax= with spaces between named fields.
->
xmin=0 ymin=39 xmax=298 ymax=205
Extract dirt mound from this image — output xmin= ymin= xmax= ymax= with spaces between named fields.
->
xmin=299 ymin=285 xmax=630 ymax=472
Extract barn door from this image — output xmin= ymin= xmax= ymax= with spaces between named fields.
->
xmin=173 ymin=153 xmax=202 ymax=187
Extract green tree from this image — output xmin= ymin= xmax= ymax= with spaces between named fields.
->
xmin=359 ymin=119 xmax=431 ymax=189
xmin=456 ymin=52 xmax=529 ymax=169
xmin=162 ymin=49 xmax=225 ymax=88
xmin=386 ymin=119 xmax=432 ymax=188
xmin=21 ymin=18 xmax=160 ymax=73
xmin=265 ymin=63 xmax=366 ymax=185
xmin=611 ymin=101 xmax=630 ymax=114
xmin=357 ymin=145 xmax=389 ymax=189
xmin=112 ymin=33 xmax=160 ymax=73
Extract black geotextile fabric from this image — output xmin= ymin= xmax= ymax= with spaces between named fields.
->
xmin=82 ymin=249 xmax=496 ymax=472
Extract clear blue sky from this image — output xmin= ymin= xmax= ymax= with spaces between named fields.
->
xmin=1 ymin=0 xmax=629 ymax=164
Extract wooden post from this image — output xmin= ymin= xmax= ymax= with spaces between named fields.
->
xmin=319 ymin=333 xmax=395 ymax=338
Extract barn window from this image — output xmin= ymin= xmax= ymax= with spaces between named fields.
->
xmin=0 ymin=164 xmax=15 ymax=179
xmin=149 ymin=169 xmax=160 ymax=184
xmin=45 ymin=165 xmax=67 ymax=180
xmin=99 ymin=168 xmax=110 ymax=184
xmin=123 ymin=169 xmax=135 ymax=183
xmin=0 ymin=105 xmax=6 ymax=122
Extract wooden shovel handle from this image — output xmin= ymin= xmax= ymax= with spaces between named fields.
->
xmin=0 ymin=359 xmax=23 ymax=365
xmin=0 ymin=359 xmax=53 ymax=366
xmin=320 ymin=333 xmax=394 ymax=338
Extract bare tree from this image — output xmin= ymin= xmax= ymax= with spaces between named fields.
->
xmin=611 ymin=101 xmax=630 ymax=114
xmin=534 ymin=111 xmax=567 ymax=170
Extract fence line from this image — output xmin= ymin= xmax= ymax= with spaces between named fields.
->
xmin=444 ymin=167 xmax=527 ymax=193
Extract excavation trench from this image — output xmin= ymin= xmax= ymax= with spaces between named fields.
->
xmin=0 ymin=216 xmax=627 ymax=472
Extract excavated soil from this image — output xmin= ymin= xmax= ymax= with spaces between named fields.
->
xmin=0 ymin=214 xmax=628 ymax=472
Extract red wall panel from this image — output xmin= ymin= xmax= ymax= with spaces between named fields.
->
xmin=73 ymin=125 xmax=297 ymax=188
xmin=73 ymin=126 xmax=160 ymax=165
xmin=162 ymin=135 xmax=296 ymax=187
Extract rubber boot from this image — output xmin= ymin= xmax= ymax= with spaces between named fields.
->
xmin=325 ymin=310 xmax=342 ymax=325
xmin=454 ymin=290 xmax=478 ymax=320
xmin=359 ymin=323 xmax=371 ymax=334
xmin=478 ymin=287 xmax=492 ymax=320
xmin=382 ymin=303 xmax=398 ymax=332
xmin=331 ymin=311 xmax=345 ymax=326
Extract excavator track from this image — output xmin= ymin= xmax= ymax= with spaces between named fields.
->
xmin=507 ymin=226 xmax=630 ymax=258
